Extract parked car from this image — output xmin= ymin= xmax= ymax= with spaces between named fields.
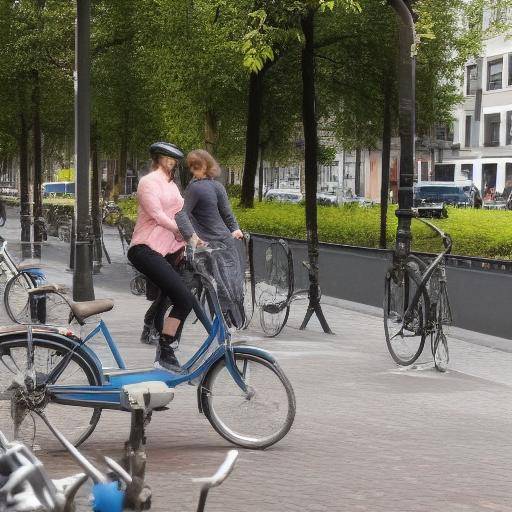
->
xmin=413 ymin=181 xmax=480 ymax=208
xmin=264 ymin=189 xmax=303 ymax=203
xmin=317 ymin=192 xmax=338 ymax=205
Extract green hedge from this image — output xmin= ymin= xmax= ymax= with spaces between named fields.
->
xmin=118 ymin=197 xmax=512 ymax=260
xmin=8 ymin=195 xmax=508 ymax=259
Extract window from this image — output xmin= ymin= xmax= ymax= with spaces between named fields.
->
xmin=484 ymin=113 xmax=501 ymax=146
xmin=434 ymin=164 xmax=455 ymax=181
xmin=461 ymin=164 xmax=473 ymax=180
xmin=420 ymin=161 xmax=429 ymax=181
xmin=466 ymin=65 xmax=478 ymax=95
xmin=435 ymin=125 xmax=454 ymax=142
xmin=465 ymin=116 xmax=472 ymax=147
xmin=487 ymin=58 xmax=503 ymax=90
xmin=507 ymin=111 xmax=512 ymax=145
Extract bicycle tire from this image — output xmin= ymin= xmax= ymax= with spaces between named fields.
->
xmin=259 ymin=303 xmax=290 ymax=338
xmin=0 ymin=336 xmax=102 ymax=449
xmin=201 ymin=352 xmax=296 ymax=449
xmin=431 ymin=282 xmax=450 ymax=372
xmin=4 ymin=272 xmax=37 ymax=324
xmin=383 ymin=261 xmax=429 ymax=366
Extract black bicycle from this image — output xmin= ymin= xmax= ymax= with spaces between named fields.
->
xmin=383 ymin=217 xmax=452 ymax=372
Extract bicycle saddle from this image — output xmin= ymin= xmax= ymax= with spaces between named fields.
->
xmin=68 ymin=299 xmax=114 ymax=325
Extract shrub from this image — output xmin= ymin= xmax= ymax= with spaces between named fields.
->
xmin=225 ymin=184 xmax=242 ymax=198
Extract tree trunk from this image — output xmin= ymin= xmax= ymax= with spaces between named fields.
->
xmin=258 ymin=144 xmax=264 ymax=202
xmin=32 ymin=70 xmax=43 ymax=258
xmin=240 ymin=70 xmax=266 ymax=208
xmin=379 ymin=79 xmax=392 ymax=249
xmin=299 ymin=9 xmax=332 ymax=334
xmin=204 ymin=110 xmax=218 ymax=155
xmin=116 ymin=119 xmax=128 ymax=199
xmin=91 ymin=125 xmax=102 ymax=272
xmin=19 ymin=112 xmax=32 ymax=259
xmin=106 ymin=159 xmax=115 ymax=199
xmin=354 ymin=148 xmax=362 ymax=196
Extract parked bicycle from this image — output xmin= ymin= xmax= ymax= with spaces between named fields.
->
xmin=0 ymin=410 xmax=238 ymax=512
xmin=0 ymin=236 xmax=50 ymax=324
xmin=256 ymin=239 xmax=316 ymax=337
xmin=383 ymin=216 xmax=452 ymax=372
xmin=0 ymin=245 xmax=296 ymax=451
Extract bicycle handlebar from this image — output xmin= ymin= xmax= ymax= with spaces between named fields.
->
xmin=415 ymin=216 xmax=452 ymax=255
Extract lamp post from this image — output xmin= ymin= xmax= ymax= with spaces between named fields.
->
xmin=388 ymin=0 xmax=416 ymax=259
xmin=73 ymin=0 xmax=94 ymax=301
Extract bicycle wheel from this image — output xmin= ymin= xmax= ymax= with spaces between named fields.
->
xmin=0 ymin=336 xmax=102 ymax=449
xmin=4 ymin=272 xmax=36 ymax=324
xmin=383 ymin=261 xmax=429 ymax=366
xmin=257 ymin=240 xmax=292 ymax=337
xmin=259 ymin=298 xmax=290 ymax=338
xmin=431 ymin=283 xmax=451 ymax=372
xmin=201 ymin=352 xmax=296 ymax=449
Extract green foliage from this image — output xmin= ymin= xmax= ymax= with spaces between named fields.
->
xmin=230 ymin=203 xmax=512 ymax=259
xmin=56 ymin=168 xmax=75 ymax=181
xmin=225 ymin=183 xmax=242 ymax=198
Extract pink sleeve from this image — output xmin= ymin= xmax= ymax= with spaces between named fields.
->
xmin=137 ymin=179 xmax=179 ymax=233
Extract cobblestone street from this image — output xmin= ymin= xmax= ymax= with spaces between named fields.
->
xmin=2 ymin=215 xmax=512 ymax=511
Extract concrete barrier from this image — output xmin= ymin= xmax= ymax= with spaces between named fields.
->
xmin=251 ymin=234 xmax=512 ymax=340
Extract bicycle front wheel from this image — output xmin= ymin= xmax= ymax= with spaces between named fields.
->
xmin=0 ymin=337 xmax=102 ymax=449
xmin=4 ymin=272 xmax=36 ymax=324
xmin=383 ymin=261 xmax=429 ymax=366
xmin=201 ymin=353 xmax=296 ymax=449
xmin=259 ymin=301 xmax=290 ymax=337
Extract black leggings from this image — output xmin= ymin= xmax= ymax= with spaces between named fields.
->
xmin=127 ymin=244 xmax=193 ymax=322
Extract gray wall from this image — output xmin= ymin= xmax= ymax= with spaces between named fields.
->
xmin=252 ymin=235 xmax=512 ymax=340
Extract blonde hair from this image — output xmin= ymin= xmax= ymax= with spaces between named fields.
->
xmin=186 ymin=149 xmax=221 ymax=178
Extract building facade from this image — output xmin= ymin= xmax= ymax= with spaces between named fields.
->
xmin=443 ymin=10 xmax=512 ymax=198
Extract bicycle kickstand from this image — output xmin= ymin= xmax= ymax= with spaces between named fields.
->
xmin=119 ymin=382 xmax=175 ymax=511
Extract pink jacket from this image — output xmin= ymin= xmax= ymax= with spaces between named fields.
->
xmin=130 ymin=170 xmax=185 ymax=256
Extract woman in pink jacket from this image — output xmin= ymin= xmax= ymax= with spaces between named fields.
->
xmin=127 ymin=142 xmax=201 ymax=372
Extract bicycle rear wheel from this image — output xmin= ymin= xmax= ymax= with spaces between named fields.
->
xmin=383 ymin=261 xmax=429 ymax=366
xmin=4 ymin=272 xmax=36 ymax=324
xmin=0 ymin=337 xmax=102 ymax=449
xmin=201 ymin=352 xmax=296 ymax=449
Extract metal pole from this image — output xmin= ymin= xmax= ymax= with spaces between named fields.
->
xmin=73 ymin=0 xmax=95 ymax=301
xmin=388 ymin=0 xmax=416 ymax=258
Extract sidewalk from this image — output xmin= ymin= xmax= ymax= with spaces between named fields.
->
xmin=2 ymin=210 xmax=512 ymax=511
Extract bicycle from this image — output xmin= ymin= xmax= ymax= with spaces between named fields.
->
xmin=0 ymin=237 xmax=49 ymax=324
xmin=0 ymin=245 xmax=296 ymax=451
xmin=256 ymin=239 xmax=316 ymax=337
xmin=150 ymin=235 xmax=255 ymax=332
xmin=383 ymin=216 xmax=453 ymax=372
xmin=0 ymin=409 xmax=239 ymax=512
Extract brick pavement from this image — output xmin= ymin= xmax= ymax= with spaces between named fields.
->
xmin=1 ymin=210 xmax=512 ymax=511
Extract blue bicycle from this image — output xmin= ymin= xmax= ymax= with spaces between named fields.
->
xmin=0 ymin=247 xmax=296 ymax=450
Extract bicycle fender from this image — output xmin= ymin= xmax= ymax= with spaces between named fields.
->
xmin=0 ymin=329 xmax=104 ymax=383
xmin=196 ymin=345 xmax=279 ymax=414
